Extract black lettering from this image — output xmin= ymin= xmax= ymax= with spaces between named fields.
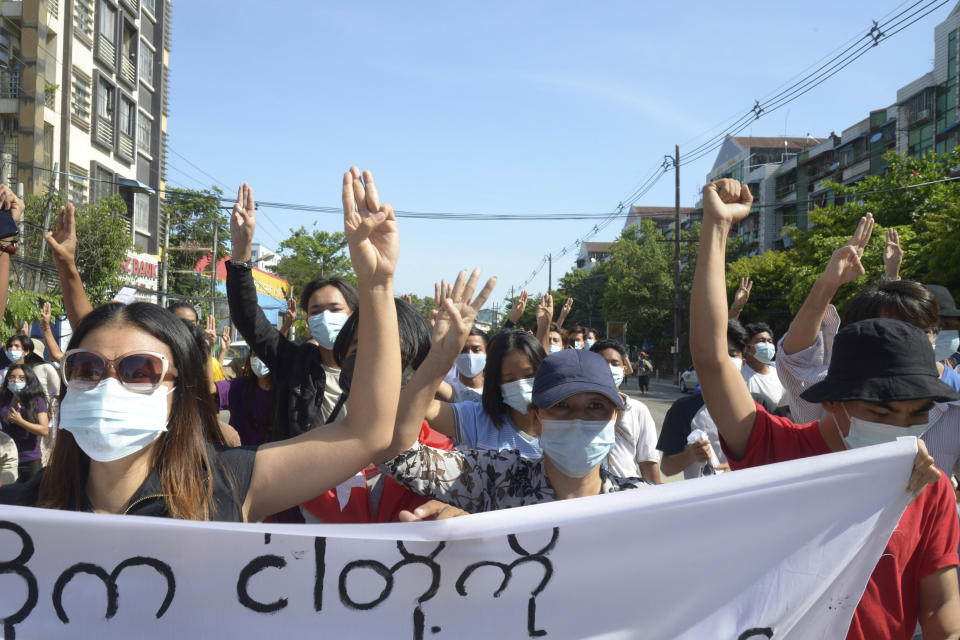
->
xmin=738 ymin=629 xmax=774 ymax=640
xmin=52 ymin=556 xmax=175 ymax=623
xmin=338 ymin=541 xmax=445 ymax=611
xmin=0 ymin=521 xmax=38 ymax=640
xmin=456 ymin=528 xmax=559 ymax=638
xmin=313 ymin=537 xmax=325 ymax=612
xmin=236 ymin=554 xmax=288 ymax=614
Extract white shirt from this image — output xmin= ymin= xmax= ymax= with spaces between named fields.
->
xmin=450 ymin=379 xmax=483 ymax=403
xmin=680 ymin=405 xmax=729 ymax=480
xmin=320 ymin=364 xmax=347 ymax=421
xmin=0 ymin=430 xmax=17 ymax=485
xmin=604 ymin=394 xmax=660 ymax=478
xmin=742 ymin=362 xmax=787 ymax=408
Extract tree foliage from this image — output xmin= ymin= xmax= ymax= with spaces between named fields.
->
xmin=274 ymin=225 xmax=353 ymax=296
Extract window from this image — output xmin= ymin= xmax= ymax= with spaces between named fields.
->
xmin=75 ymin=0 xmax=94 ymax=43
xmin=99 ymin=1 xmax=116 ymax=43
xmin=96 ymin=77 xmax=114 ymax=120
xmin=137 ymin=110 xmax=152 ymax=154
xmin=142 ymin=0 xmax=155 ymax=15
xmin=71 ymin=68 xmax=92 ymax=129
xmin=119 ymin=96 xmax=134 ymax=137
xmin=139 ymin=42 xmax=153 ymax=86
xmin=68 ymin=164 xmax=88 ymax=205
xmin=91 ymin=164 xmax=113 ymax=203
xmin=134 ymin=192 xmax=150 ymax=233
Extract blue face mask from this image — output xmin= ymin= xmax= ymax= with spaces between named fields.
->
xmin=5 ymin=349 xmax=22 ymax=363
xmin=539 ymin=417 xmax=616 ymax=477
xmin=308 ymin=311 xmax=349 ymax=350
xmin=752 ymin=342 xmax=775 ymax=365
xmin=934 ymin=330 xmax=960 ymax=362
xmin=609 ymin=365 xmax=624 ymax=388
xmin=501 ymin=378 xmax=534 ymax=414
xmin=585 ymin=339 xmax=595 ymax=349
xmin=6 ymin=380 xmax=25 ymax=394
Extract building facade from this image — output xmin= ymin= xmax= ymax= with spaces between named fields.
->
xmin=0 ymin=0 xmax=169 ymax=255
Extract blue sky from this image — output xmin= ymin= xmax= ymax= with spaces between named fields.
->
xmin=168 ymin=0 xmax=956 ymax=303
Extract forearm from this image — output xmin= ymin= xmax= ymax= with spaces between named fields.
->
xmin=348 ymin=279 xmax=400 ymax=452
xmin=385 ymin=350 xmax=454 ymax=459
xmin=40 ymin=322 xmax=63 ymax=362
xmin=637 ymin=461 xmax=662 ymax=484
xmin=536 ymin=322 xmax=549 ymax=353
xmin=55 ymin=259 xmax=94 ymax=326
xmin=691 ymin=220 xmax=733 ymax=370
xmin=226 ymin=263 xmax=293 ymax=367
xmin=660 ymin=450 xmax=693 ymax=476
xmin=15 ymin=415 xmax=48 ymax=438
xmin=781 ymin=277 xmax=839 ymax=355
xmin=435 ymin=380 xmax=455 ymax=403
xmin=0 ymin=253 xmax=9 ymax=319
xmin=556 ymin=308 xmax=569 ymax=328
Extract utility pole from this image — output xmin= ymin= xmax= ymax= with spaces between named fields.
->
xmin=35 ymin=162 xmax=58 ymax=291
xmin=672 ymin=145 xmax=681 ymax=386
xmin=548 ymin=253 xmax=552 ymax=295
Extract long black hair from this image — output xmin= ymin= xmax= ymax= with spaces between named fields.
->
xmin=39 ymin=303 xmax=226 ymax=519
xmin=482 ymin=331 xmax=546 ymax=427
xmin=333 ymin=297 xmax=432 ymax=371
xmin=0 ymin=364 xmax=45 ymax=424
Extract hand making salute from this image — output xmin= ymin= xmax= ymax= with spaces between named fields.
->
xmin=227 ymin=183 xmax=357 ymax=437
xmin=691 ymin=178 xmax=960 ymax=640
xmin=379 ymin=271 xmax=650 ymax=513
xmin=0 ymin=168 xmax=403 ymax=524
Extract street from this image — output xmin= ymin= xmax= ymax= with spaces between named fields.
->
xmin=620 ymin=374 xmax=687 ymax=484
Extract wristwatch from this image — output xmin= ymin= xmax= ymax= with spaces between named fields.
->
xmin=231 ymin=258 xmax=257 ymax=269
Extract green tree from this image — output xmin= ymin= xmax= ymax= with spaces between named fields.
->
xmin=1 ymin=290 xmax=62 ymax=341
xmin=274 ymin=225 xmax=353 ymax=295
xmin=557 ymin=268 xmax=608 ymax=330
xmin=725 ymin=248 xmax=801 ymax=338
xmin=163 ymin=188 xmax=230 ymax=315
xmin=18 ymin=191 xmax=131 ymax=306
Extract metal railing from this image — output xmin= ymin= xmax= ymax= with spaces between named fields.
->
xmin=118 ymin=132 xmax=134 ymax=158
xmin=97 ymin=36 xmax=116 ymax=67
xmin=120 ymin=56 xmax=136 ymax=86
xmin=95 ymin=116 xmax=114 ymax=147
xmin=48 ymin=0 xmax=59 ymax=19
xmin=0 ymin=70 xmax=20 ymax=99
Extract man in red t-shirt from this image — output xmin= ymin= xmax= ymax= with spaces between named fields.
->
xmin=691 ymin=178 xmax=960 ymax=640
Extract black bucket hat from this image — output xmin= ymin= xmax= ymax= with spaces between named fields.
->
xmin=925 ymin=284 xmax=960 ymax=319
xmin=800 ymin=318 xmax=960 ymax=404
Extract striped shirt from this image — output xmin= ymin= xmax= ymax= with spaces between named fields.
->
xmin=776 ymin=304 xmax=960 ymax=476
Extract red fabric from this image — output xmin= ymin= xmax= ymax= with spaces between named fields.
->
xmin=300 ymin=422 xmax=454 ymax=524
xmin=722 ymin=404 xmax=960 ymax=640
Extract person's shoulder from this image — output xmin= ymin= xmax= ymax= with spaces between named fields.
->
xmin=600 ymin=467 xmax=652 ymax=492
xmin=0 ymin=471 xmax=41 ymax=506
xmin=210 ymin=443 xmax=258 ymax=469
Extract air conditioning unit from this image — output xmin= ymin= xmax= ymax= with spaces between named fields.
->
xmin=916 ymin=108 xmax=931 ymax=122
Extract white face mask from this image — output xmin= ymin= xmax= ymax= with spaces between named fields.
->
xmin=456 ymin=353 xmax=486 ymax=378
xmin=548 ymin=344 xmax=563 ymax=354
xmin=730 ymin=356 xmax=743 ymax=371
xmin=839 ymin=403 xmax=928 ymax=450
xmin=609 ymin=365 xmax=624 ymax=388
xmin=585 ymin=339 xmax=595 ymax=349
xmin=501 ymin=378 xmax=534 ymax=414
xmin=308 ymin=311 xmax=349 ymax=350
xmin=934 ymin=330 xmax=960 ymax=362
xmin=573 ymin=340 xmax=583 ymax=350
xmin=250 ymin=356 xmax=270 ymax=378
xmin=751 ymin=342 xmax=775 ymax=364
xmin=59 ymin=378 xmax=171 ymax=462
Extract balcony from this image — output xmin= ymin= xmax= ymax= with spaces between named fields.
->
xmin=118 ymin=131 xmax=134 ymax=159
xmin=120 ymin=0 xmax=139 ymax=13
xmin=1 ymin=1 xmax=22 ymax=19
xmin=94 ymin=115 xmax=113 ymax=148
xmin=96 ymin=35 xmax=116 ymax=68
xmin=120 ymin=56 xmax=136 ymax=86
xmin=0 ymin=70 xmax=18 ymax=114
xmin=47 ymin=0 xmax=58 ymax=19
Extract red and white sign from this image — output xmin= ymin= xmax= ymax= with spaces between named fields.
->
xmin=121 ymin=250 xmax=159 ymax=303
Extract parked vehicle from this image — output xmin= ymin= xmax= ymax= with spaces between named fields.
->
xmin=679 ymin=366 xmax=698 ymax=393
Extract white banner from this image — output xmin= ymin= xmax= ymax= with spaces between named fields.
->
xmin=0 ymin=440 xmax=916 ymax=639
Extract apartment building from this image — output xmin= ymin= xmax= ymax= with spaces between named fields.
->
xmin=0 ymin=0 xmax=169 ymax=255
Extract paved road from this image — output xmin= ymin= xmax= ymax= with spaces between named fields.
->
xmin=620 ymin=375 xmax=688 ymax=484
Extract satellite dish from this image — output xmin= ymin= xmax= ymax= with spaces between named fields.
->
xmin=869 ymin=132 xmax=883 ymax=143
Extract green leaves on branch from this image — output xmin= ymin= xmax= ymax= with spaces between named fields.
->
xmin=274 ymin=225 xmax=353 ymax=296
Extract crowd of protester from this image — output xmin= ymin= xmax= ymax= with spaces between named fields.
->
xmin=0 ymin=171 xmax=958 ymax=638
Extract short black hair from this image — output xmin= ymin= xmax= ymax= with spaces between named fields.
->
xmin=168 ymin=301 xmax=199 ymax=321
xmin=590 ymin=339 xmax=626 ymax=359
xmin=842 ymin=280 xmax=940 ymax=333
xmin=744 ymin=321 xmax=773 ymax=340
xmin=300 ymin=277 xmax=358 ymax=315
xmin=469 ymin=326 xmax=489 ymax=346
xmin=482 ymin=331 xmax=546 ymax=427
xmin=332 ymin=297 xmax=431 ymax=371
xmin=727 ymin=319 xmax=749 ymax=353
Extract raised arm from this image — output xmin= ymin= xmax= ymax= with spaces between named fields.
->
xmin=244 ymin=168 xmax=401 ymax=522
xmin=536 ymin=293 xmax=553 ymax=352
xmin=556 ymin=297 xmax=573 ymax=328
xmin=44 ymin=204 xmax=94 ymax=326
xmin=883 ymin=227 xmax=902 ymax=282
xmin=690 ymin=179 xmax=757 ymax=458
xmin=0 ymin=185 xmax=22 ymax=320
xmin=780 ymin=214 xmax=873 ymax=356
xmin=278 ymin=295 xmax=296 ymax=338
xmin=728 ymin=277 xmax=752 ymax=319
xmin=384 ymin=268 xmax=495 ymax=458
xmin=226 ymin=184 xmax=298 ymax=370
xmin=38 ymin=301 xmax=63 ymax=363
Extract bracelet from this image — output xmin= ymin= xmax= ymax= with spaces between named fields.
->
xmin=230 ymin=259 xmax=257 ymax=270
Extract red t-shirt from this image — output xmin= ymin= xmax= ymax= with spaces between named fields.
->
xmin=720 ymin=404 xmax=959 ymax=640
xmin=301 ymin=422 xmax=455 ymax=523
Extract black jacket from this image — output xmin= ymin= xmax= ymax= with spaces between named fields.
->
xmin=0 ymin=444 xmax=256 ymax=521
xmin=226 ymin=261 xmax=332 ymax=438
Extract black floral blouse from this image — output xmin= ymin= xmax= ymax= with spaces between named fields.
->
xmin=381 ymin=444 xmax=650 ymax=513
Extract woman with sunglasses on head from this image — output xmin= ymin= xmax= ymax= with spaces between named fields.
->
xmin=0 ymin=170 xmax=402 ymax=521
xmin=0 ymin=364 xmax=48 ymax=482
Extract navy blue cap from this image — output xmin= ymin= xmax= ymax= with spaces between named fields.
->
xmin=532 ymin=349 xmax=624 ymax=410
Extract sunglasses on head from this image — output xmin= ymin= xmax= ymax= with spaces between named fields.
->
xmin=61 ymin=349 xmax=172 ymax=393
